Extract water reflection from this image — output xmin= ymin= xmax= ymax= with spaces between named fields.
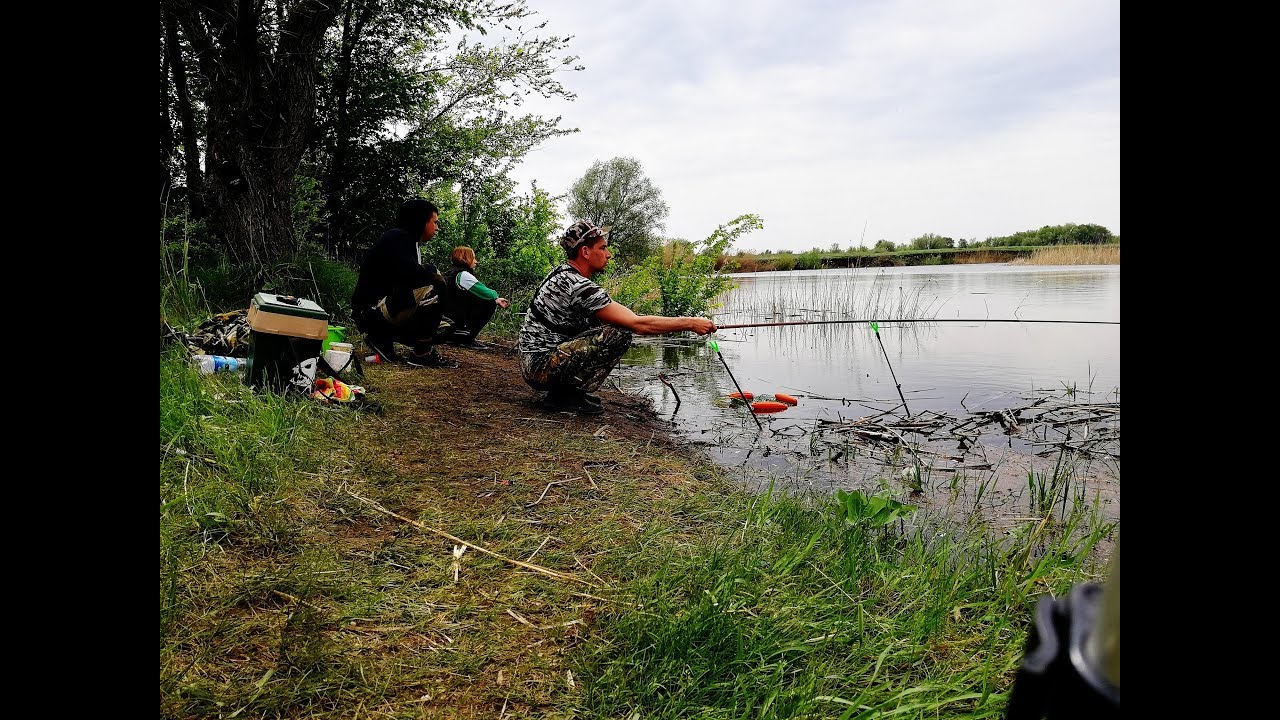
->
xmin=612 ymin=264 xmax=1120 ymax=524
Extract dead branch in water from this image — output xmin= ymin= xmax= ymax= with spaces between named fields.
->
xmin=657 ymin=372 xmax=681 ymax=416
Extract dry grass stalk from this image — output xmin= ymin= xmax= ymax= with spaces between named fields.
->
xmin=344 ymin=488 xmax=592 ymax=585
xmin=1011 ymin=245 xmax=1120 ymax=265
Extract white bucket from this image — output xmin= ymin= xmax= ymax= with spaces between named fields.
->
xmin=324 ymin=342 xmax=353 ymax=372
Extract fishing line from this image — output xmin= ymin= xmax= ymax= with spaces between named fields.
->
xmin=716 ymin=318 xmax=1117 ymax=329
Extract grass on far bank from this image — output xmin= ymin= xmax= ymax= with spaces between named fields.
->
xmin=728 ymin=244 xmax=1120 ymax=271
xmin=1009 ymin=244 xmax=1120 ymax=265
xmin=160 ymin=331 xmax=1116 ymax=719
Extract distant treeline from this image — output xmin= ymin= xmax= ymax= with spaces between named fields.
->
xmin=720 ymin=223 xmax=1118 ymax=271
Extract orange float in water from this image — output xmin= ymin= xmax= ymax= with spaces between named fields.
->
xmin=727 ymin=392 xmax=754 ymax=401
xmin=775 ymin=393 xmax=799 ymax=405
xmin=751 ymin=401 xmax=789 ymax=413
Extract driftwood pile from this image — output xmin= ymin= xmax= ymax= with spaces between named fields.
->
xmin=803 ymin=394 xmax=1120 ymax=471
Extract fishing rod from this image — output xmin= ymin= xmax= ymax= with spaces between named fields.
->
xmin=709 ymin=338 xmax=763 ymax=431
xmin=716 ymin=318 xmax=1118 ymax=329
xmin=869 ymin=321 xmax=910 ymax=418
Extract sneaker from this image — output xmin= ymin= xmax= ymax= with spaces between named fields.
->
xmin=406 ymin=347 xmax=459 ymax=369
xmin=580 ymin=392 xmax=603 ymax=408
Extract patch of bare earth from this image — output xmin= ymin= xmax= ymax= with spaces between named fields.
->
xmin=262 ymin=342 xmax=723 ymax=717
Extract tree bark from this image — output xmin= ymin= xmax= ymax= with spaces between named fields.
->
xmin=168 ymin=0 xmax=339 ymax=265
xmin=160 ymin=11 xmax=175 ymax=208
xmin=324 ymin=0 xmax=374 ymax=259
xmin=163 ymin=5 xmax=206 ymax=219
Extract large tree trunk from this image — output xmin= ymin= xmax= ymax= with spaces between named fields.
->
xmin=160 ymin=11 xmax=174 ymax=209
xmin=168 ymin=0 xmax=339 ymax=266
xmin=163 ymin=6 xmax=206 ymax=219
xmin=324 ymin=0 xmax=374 ymax=260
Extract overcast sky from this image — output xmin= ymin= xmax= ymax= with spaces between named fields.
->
xmin=500 ymin=0 xmax=1120 ymax=253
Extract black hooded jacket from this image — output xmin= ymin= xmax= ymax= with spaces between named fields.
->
xmin=351 ymin=200 xmax=441 ymax=312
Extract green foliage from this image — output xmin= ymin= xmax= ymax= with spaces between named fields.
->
xmin=160 ymin=210 xmax=212 ymax=326
xmin=422 ymin=183 xmax=561 ymax=300
xmin=286 ymin=245 xmax=361 ymax=323
xmin=872 ymin=239 xmax=896 ymax=252
xmin=292 ymin=168 xmax=327 ymax=246
xmin=795 ymin=249 xmax=824 ymax=270
xmin=772 ymin=254 xmax=797 ymax=271
xmin=835 ymin=489 xmax=918 ymax=526
xmin=985 ymin=223 xmax=1115 ymax=247
xmin=567 ymin=157 xmax=669 ymax=268
xmin=475 ymin=186 xmax=563 ymax=301
xmin=909 ymin=233 xmax=955 ymax=250
xmin=602 ymin=265 xmax=662 ymax=315
xmin=636 ymin=214 xmax=762 ymax=317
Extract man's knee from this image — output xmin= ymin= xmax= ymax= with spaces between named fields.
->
xmin=599 ymin=326 xmax=634 ymax=358
xmin=519 ymin=353 xmax=552 ymax=391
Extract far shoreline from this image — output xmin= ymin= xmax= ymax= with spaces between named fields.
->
xmin=719 ymin=243 xmax=1119 ymax=272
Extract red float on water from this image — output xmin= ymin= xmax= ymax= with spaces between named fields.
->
xmin=727 ymin=392 xmax=754 ymax=401
xmin=751 ymin=401 xmax=789 ymax=413
xmin=775 ymin=393 xmax=799 ymax=405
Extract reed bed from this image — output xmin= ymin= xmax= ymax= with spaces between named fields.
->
xmin=717 ymin=269 xmax=941 ymax=325
xmin=1008 ymin=245 xmax=1119 ymax=266
xmin=950 ymin=250 xmax=1020 ymax=265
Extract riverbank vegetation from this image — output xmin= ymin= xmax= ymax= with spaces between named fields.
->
xmin=161 ymin=3 xmax=1118 ymax=715
xmin=161 ymin=303 xmax=1114 ymax=718
xmin=722 ymin=223 xmax=1120 ymax=272
xmin=1010 ymin=244 xmax=1120 ymax=266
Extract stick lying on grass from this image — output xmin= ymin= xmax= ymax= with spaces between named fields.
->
xmin=345 ymin=488 xmax=591 ymax=586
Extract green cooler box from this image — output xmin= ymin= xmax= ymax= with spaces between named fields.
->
xmin=246 ymin=293 xmax=329 ymax=391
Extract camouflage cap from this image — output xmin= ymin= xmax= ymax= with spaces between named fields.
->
xmin=559 ymin=220 xmax=610 ymax=254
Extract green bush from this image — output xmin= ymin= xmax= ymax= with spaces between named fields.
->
xmin=612 ymin=214 xmax=762 ymax=317
xmin=795 ymin=250 xmax=823 ymax=270
xmin=602 ymin=265 xmax=662 ymax=315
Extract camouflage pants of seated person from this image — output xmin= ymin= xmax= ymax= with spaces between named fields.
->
xmin=520 ymin=325 xmax=634 ymax=393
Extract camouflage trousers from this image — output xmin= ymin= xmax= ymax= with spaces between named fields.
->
xmin=356 ymin=277 xmax=455 ymax=351
xmin=520 ymin=325 xmax=634 ymax=393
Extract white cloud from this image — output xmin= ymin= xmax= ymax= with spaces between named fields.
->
xmin=501 ymin=0 xmax=1119 ymax=251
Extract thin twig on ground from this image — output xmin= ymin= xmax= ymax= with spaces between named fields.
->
xmin=344 ymin=489 xmax=590 ymax=585
xmin=526 ymin=479 xmax=573 ymax=508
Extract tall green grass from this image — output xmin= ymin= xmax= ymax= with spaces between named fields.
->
xmin=576 ymin=481 xmax=1113 ymax=719
xmin=159 ymin=346 xmax=348 ymax=671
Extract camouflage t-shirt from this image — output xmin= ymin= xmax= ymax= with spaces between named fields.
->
xmin=517 ymin=265 xmax=613 ymax=354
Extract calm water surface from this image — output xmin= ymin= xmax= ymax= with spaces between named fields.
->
xmin=611 ymin=264 xmax=1120 ymax=522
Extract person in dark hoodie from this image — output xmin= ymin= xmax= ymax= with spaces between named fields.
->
xmin=350 ymin=199 xmax=458 ymax=368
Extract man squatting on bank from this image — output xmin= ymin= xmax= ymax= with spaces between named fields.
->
xmin=516 ymin=220 xmax=717 ymax=415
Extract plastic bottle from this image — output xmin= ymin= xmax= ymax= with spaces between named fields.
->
xmin=194 ymin=354 xmax=242 ymax=374
xmin=364 ymin=354 xmax=384 ymax=365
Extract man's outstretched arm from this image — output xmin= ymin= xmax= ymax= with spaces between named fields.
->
xmin=595 ymin=302 xmax=717 ymax=336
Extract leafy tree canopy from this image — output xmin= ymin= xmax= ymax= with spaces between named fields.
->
xmin=566 ymin=157 xmax=669 ymax=268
